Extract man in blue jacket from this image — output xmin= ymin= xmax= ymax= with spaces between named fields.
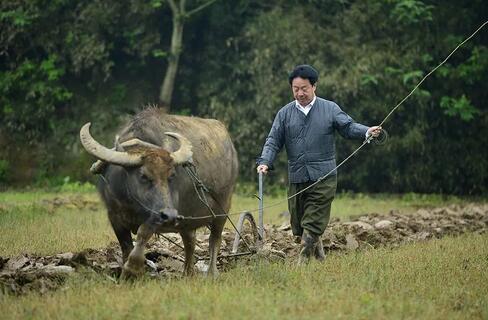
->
xmin=257 ymin=64 xmax=381 ymax=263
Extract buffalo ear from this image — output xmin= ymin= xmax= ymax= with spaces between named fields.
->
xmin=164 ymin=132 xmax=193 ymax=164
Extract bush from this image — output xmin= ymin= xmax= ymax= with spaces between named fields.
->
xmin=58 ymin=176 xmax=96 ymax=193
xmin=0 ymin=159 xmax=10 ymax=184
xmin=0 ymin=159 xmax=9 ymax=183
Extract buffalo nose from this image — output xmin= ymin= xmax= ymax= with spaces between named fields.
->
xmin=160 ymin=207 xmax=178 ymax=222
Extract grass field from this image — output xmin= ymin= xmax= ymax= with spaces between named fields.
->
xmin=1 ymin=189 xmax=487 ymax=319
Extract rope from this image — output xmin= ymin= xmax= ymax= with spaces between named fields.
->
xmin=183 ymin=164 xmax=216 ymax=218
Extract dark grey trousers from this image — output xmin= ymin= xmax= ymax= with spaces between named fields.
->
xmin=287 ymin=175 xmax=337 ymax=236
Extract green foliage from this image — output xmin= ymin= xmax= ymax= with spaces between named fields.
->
xmin=0 ymin=6 xmax=37 ymax=27
xmin=390 ymin=0 xmax=434 ymax=24
xmin=440 ymin=95 xmax=479 ymax=121
xmin=150 ymin=0 xmax=166 ymax=9
xmin=152 ymin=49 xmax=168 ymax=58
xmin=361 ymin=74 xmax=379 ymax=86
xmin=457 ymin=46 xmax=488 ymax=84
xmin=58 ymin=177 xmax=95 ymax=193
xmin=0 ymin=55 xmax=72 ymax=141
xmin=402 ymin=70 xmax=423 ymax=85
xmin=0 ymin=0 xmax=487 ymax=194
xmin=0 ymin=159 xmax=9 ymax=183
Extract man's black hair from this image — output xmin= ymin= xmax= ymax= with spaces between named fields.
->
xmin=288 ymin=64 xmax=319 ymax=86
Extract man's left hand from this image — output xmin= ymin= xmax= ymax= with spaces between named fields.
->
xmin=367 ymin=126 xmax=382 ymax=138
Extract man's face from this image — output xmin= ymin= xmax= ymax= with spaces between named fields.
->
xmin=291 ymin=77 xmax=316 ymax=107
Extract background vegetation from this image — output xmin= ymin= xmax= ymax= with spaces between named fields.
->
xmin=1 ymin=0 xmax=487 ymax=194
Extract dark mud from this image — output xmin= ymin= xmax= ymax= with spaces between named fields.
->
xmin=1 ymin=203 xmax=487 ymax=295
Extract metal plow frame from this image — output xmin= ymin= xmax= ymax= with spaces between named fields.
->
xmin=231 ymin=172 xmax=265 ymax=254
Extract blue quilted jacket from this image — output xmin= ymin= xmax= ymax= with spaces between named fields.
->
xmin=257 ymin=97 xmax=369 ymax=183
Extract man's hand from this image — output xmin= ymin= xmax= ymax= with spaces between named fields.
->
xmin=367 ymin=126 xmax=382 ymax=138
xmin=257 ymin=164 xmax=269 ymax=174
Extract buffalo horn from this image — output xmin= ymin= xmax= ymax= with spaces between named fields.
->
xmin=165 ymin=132 xmax=193 ymax=164
xmin=89 ymin=137 xmax=159 ymax=174
xmin=80 ymin=123 xmax=143 ymax=166
xmin=119 ymin=138 xmax=161 ymax=150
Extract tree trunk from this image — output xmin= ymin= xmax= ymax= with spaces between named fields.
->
xmin=159 ymin=11 xmax=184 ymax=109
xmin=159 ymin=0 xmax=217 ymax=109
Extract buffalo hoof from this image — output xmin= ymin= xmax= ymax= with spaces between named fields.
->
xmin=183 ymin=266 xmax=196 ymax=277
xmin=120 ymin=267 xmax=144 ymax=280
xmin=121 ymin=260 xmax=145 ymax=280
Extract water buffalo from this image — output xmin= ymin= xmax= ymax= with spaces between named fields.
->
xmin=79 ymin=108 xmax=238 ymax=277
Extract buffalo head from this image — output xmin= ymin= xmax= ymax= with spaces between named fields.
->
xmin=80 ymin=123 xmax=192 ymax=225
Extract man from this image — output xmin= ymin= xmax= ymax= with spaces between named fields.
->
xmin=257 ymin=64 xmax=381 ymax=263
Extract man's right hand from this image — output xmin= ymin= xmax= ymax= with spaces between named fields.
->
xmin=257 ymin=164 xmax=269 ymax=174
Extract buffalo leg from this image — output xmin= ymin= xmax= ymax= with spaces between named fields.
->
xmin=121 ymin=223 xmax=153 ymax=278
xmin=112 ymin=224 xmax=133 ymax=263
xmin=107 ymin=209 xmax=133 ymax=263
xmin=180 ymin=229 xmax=196 ymax=276
xmin=207 ymin=218 xmax=225 ymax=277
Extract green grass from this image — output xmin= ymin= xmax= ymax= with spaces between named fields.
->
xmin=1 ymin=232 xmax=487 ymax=319
xmin=0 ymin=204 xmax=115 ymax=257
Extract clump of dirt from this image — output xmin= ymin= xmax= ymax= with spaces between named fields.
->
xmin=40 ymin=195 xmax=101 ymax=212
xmin=0 ymin=254 xmax=76 ymax=295
xmin=2 ymin=203 xmax=487 ymax=295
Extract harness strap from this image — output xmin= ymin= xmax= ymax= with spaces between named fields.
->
xmin=183 ymin=163 xmax=217 ymax=218
xmin=182 ymin=162 xmax=255 ymax=253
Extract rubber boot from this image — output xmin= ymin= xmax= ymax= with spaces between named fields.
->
xmin=314 ymin=237 xmax=326 ymax=261
xmin=298 ymin=229 xmax=318 ymax=265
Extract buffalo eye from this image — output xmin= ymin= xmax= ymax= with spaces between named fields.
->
xmin=140 ymin=172 xmax=152 ymax=184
